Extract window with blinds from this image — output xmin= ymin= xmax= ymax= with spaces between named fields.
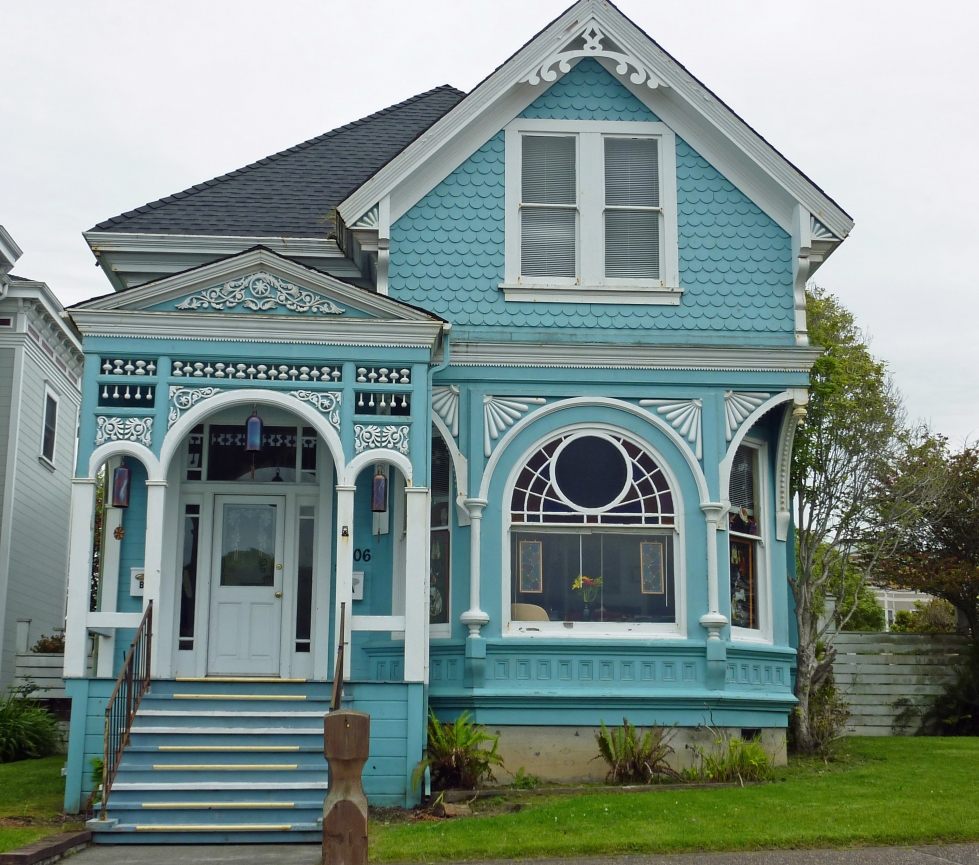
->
xmin=520 ymin=135 xmax=577 ymax=278
xmin=604 ymin=137 xmax=660 ymax=279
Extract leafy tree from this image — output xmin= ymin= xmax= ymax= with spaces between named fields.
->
xmin=789 ymin=288 xmax=944 ymax=753
xmin=876 ymin=445 xmax=979 ymax=647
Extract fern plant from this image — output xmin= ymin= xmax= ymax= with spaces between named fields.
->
xmin=412 ymin=709 xmax=504 ymax=791
xmin=595 ymin=718 xmax=681 ymax=784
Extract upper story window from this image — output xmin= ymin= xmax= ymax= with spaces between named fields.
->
xmin=504 ymin=119 xmax=680 ymax=304
xmin=507 ymin=431 xmax=681 ymax=637
xmin=728 ymin=441 xmax=769 ymax=638
xmin=40 ymin=386 xmax=59 ymax=466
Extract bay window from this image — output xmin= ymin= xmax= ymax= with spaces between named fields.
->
xmin=728 ymin=441 xmax=769 ymax=636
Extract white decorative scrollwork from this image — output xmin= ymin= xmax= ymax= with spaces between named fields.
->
xmin=174 ymin=272 xmax=345 ymax=316
xmin=640 ymin=398 xmax=703 ymax=460
xmin=95 ymin=416 xmax=153 ymax=447
xmin=525 ymin=20 xmax=666 ymax=90
xmin=354 ymin=424 xmax=410 ymax=455
xmin=483 ymin=396 xmax=546 ymax=458
xmin=168 ymin=386 xmax=223 ymax=429
xmin=432 ymin=385 xmax=461 ymax=438
xmin=775 ymin=398 xmax=808 ymax=541
xmin=351 ymin=206 xmax=379 ymax=230
xmin=810 ymin=216 xmax=836 ymax=241
xmin=724 ymin=391 xmax=770 ymax=441
xmin=289 ymin=390 xmax=342 ymax=429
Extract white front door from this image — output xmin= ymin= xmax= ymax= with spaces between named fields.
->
xmin=207 ymin=495 xmax=286 ymax=676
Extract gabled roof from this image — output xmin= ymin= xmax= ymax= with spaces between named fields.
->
xmin=89 ymin=86 xmax=465 ymax=238
xmin=338 ymin=0 xmax=853 ymax=242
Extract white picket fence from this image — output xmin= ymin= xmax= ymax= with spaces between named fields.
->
xmin=831 ymin=632 xmax=969 ymax=735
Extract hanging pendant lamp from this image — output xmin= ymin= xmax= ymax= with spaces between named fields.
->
xmin=245 ymin=407 xmax=263 ymax=452
xmin=371 ymin=465 xmax=388 ymax=513
xmin=111 ymin=459 xmax=131 ymax=508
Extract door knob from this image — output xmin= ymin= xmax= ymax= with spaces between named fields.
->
xmin=276 ymin=564 xmax=282 ymax=570
xmin=275 ymin=591 xmax=283 ymax=598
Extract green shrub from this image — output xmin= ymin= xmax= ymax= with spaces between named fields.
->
xmin=0 ymin=686 xmax=59 ymax=762
xmin=412 ymin=710 xmax=504 ymax=791
xmin=805 ymin=681 xmax=851 ymax=757
xmin=30 ymin=633 xmax=65 ymax=654
xmin=890 ymin=599 xmax=957 ymax=634
xmin=901 ymin=643 xmax=979 ymax=736
xmin=509 ymin=766 xmax=541 ymax=789
xmin=687 ymin=726 xmax=774 ymax=784
xmin=595 ymin=718 xmax=681 ymax=784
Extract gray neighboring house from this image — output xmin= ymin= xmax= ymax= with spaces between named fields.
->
xmin=0 ymin=226 xmax=84 ymax=689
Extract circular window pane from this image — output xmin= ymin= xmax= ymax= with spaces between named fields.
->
xmin=553 ymin=436 xmax=629 ymax=509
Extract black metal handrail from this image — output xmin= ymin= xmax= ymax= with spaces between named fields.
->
xmin=100 ymin=601 xmax=152 ymax=819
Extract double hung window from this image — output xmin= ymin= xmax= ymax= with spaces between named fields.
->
xmin=505 ymin=119 xmax=679 ymax=303
xmin=728 ymin=442 xmax=768 ymax=636
xmin=40 ymin=387 xmax=59 ymax=466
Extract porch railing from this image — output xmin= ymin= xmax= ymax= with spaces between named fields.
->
xmin=100 ymin=601 xmax=152 ymax=819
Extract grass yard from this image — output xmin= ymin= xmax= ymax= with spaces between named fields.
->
xmin=0 ymin=755 xmax=80 ymax=854
xmin=370 ymin=737 xmax=979 ymax=862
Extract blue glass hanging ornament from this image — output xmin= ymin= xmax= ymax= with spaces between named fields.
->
xmin=111 ymin=459 xmax=131 ymax=508
xmin=245 ymin=408 xmax=263 ymax=452
xmin=371 ymin=466 xmax=388 ymax=513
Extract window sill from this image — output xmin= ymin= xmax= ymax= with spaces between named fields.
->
xmin=38 ymin=455 xmax=56 ymax=472
xmin=500 ymin=283 xmax=683 ymax=305
xmin=506 ymin=621 xmax=682 ymax=638
xmin=729 ymin=626 xmax=773 ymax=645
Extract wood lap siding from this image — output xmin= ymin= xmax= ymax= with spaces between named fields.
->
xmin=0 ymin=349 xmax=12 ymax=542
xmin=832 ymin=633 xmax=968 ymax=735
xmin=3 ymin=352 xmax=76 ymax=686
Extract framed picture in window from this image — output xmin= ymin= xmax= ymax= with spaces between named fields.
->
xmin=640 ymin=541 xmax=665 ymax=595
xmin=519 ymin=540 xmax=543 ymax=593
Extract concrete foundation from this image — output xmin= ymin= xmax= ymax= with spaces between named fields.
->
xmin=489 ymin=725 xmax=786 ymax=784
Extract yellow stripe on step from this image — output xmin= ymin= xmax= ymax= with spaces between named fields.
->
xmin=142 ymin=803 xmax=295 ymax=809
xmin=175 ymin=678 xmax=307 ymax=683
xmin=172 ymin=694 xmax=307 ymax=700
xmin=135 ymin=824 xmax=293 ymax=832
xmin=153 ymin=764 xmax=299 ymax=771
xmin=157 ymin=746 xmax=301 ymax=752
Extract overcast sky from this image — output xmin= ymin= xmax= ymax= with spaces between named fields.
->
xmin=2 ymin=1 xmax=976 ymax=443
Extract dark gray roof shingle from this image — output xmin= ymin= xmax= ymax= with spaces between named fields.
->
xmin=90 ymin=85 xmax=465 ymax=238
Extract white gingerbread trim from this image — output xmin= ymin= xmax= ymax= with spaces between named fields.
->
xmin=174 ymin=271 xmax=345 ymax=315
xmin=775 ymin=396 xmax=808 ymax=541
xmin=640 ymin=398 xmax=702 ymax=461
xmin=168 ymin=386 xmax=223 ymax=429
xmin=354 ymin=424 xmax=410 ymax=455
xmin=289 ymin=390 xmax=342 ymax=429
xmin=483 ymin=396 xmax=546 ymax=457
xmin=95 ymin=415 xmax=153 ymax=447
xmin=525 ymin=19 xmax=666 ymax=90
xmin=724 ymin=392 xmax=769 ymax=441
xmin=432 ymin=385 xmax=461 ymax=438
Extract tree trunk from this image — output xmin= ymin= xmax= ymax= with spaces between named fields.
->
xmin=793 ymin=631 xmax=817 ymax=752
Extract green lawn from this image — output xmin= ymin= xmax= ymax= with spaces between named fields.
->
xmin=370 ymin=737 xmax=979 ymax=862
xmin=0 ymin=755 xmax=79 ymax=854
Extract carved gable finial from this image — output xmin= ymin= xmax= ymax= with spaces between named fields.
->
xmin=525 ymin=19 xmax=667 ymax=90
xmin=175 ymin=272 xmax=345 ymax=316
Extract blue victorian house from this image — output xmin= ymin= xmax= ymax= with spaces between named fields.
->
xmin=62 ymin=0 xmax=850 ymax=842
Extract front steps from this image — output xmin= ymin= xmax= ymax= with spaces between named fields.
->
xmin=88 ymin=678 xmax=331 ymax=844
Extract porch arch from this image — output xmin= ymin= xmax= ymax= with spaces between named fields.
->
xmin=159 ymin=388 xmax=345 ymax=481
xmin=87 ymin=440 xmax=160 ymax=480
xmin=343 ymin=449 xmax=413 ymax=486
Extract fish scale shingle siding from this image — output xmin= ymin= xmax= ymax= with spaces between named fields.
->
xmin=388 ymin=59 xmax=793 ymax=341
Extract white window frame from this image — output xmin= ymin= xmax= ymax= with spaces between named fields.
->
xmin=502 ymin=422 xmax=686 ymax=640
xmin=503 ymin=118 xmax=681 ymax=305
xmin=429 ymin=433 xmax=453 ymax=640
xmin=728 ymin=436 xmax=773 ymax=644
xmin=39 ymin=384 xmax=60 ymax=468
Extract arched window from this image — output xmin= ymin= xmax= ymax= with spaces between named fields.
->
xmin=509 ymin=431 xmax=678 ymax=628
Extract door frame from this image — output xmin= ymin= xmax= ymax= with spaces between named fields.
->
xmin=206 ymin=493 xmax=287 ymax=676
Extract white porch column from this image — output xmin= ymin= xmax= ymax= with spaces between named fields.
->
xmin=404 ymin=486 xmax=430 ymax=683
xmin=460 ymin=497 xmax=490 ymax=637
xmin=143 ymin=480 xmax=167 ymax=678
xmin=95 ymin=506 xmax=123 ymax=678
xmin=335 ymin=485 xmax=357 ymax=680
xmin=699 ymin=502 xmax=729 ymax=641
xmin=64 ymin=478 xmax=97 ymax=678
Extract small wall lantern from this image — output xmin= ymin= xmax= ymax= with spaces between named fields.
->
xmin=111 ymin=460 xmax=131 ymax=509
xmin=371 ymin=466 xmax=388 ymax=513
xmin=245 ymin=407 xmax=263 ymax=452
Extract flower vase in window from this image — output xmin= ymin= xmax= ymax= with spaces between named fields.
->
xmin=572 ymin=575 xmax=602 ymax=620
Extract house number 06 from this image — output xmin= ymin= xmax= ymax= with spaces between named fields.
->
xmin=353 ymin=548 xmax=371 ymax=562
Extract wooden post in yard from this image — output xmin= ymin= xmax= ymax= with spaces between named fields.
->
xmin=322 ymin=602 xmax=370 ymax=865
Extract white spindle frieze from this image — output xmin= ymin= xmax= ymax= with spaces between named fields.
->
xmin=101 ymin=358 xmax=157 ymax=377
xmin=356 ymin=367 xmax=410 ymax=384
xmin=171 ymin=361 xmax=342 ymax=382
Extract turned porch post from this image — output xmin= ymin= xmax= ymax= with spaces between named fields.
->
xmin=403 ymin=486 xmax=430 ymax=683
xmin=335 ymin=485 xmax=357 ymax=680
xmin=64 ymin=478 xmax=98 ymax=678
